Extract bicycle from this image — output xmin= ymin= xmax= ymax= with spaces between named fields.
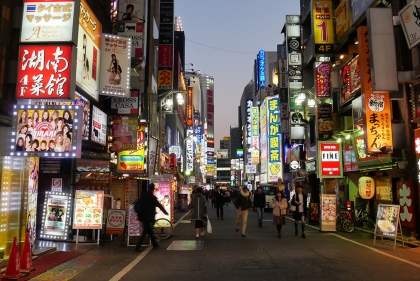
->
xmin=353 ymin=205 xmax=375 ymax=229
xmin=336 ymin=210 xmax=355 ymax=233
xmin=152 ymin=218 xmax=173 ymax=239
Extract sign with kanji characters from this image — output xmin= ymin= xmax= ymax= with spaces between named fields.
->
xmin=358 ymin=26 xmax=372 ymax=100
xmin=397 ymin=181 xmax=414 ymax=228
xmin=313 ymin=0 xmax=334 ymax=53
xmin=246 ymin=99 xmax=253 ymax=145
xmin=317 ymin=103 xmax=333 ymax=139
xmin=358 ymin=176 xmax=375 ymax=199
xmin=187 ymin=86 xmax=193 ymax=126
xmin=363 ymin=91 xmax=393 ymax=154
xmin=251 ymin=106 xmax=259 ymax=149
xmin=399 ymin=0 xmax=420 ymax=49
xmin=21 ymin=0 xmax=78 ymax=44
xmin=335 ymin=0 xmax=350 ymax=41
xmin=318 ymin=142 xmax=343 ymax=178
xmin=111 ymin=116 xmax=138 ymax=152
xmin=157 ymin=68 xmax=172 ymax=89
xmin=117 ymin=147 xmax=145 ymax=173
xmin=375 ymin=204 xmax=400 ymax=238
xmin=99 ymin=34 xmax=131 ymax=97
xmin=73 ymin=190 xmax=104 ymax=229
xmin=260 ymin=98 xmax=268 ymax=174
xmin=266 ymin=96 xmax=282 ymax=183
xmin=16 ymin=45 xmax=76 ymax=100
xmin=314 ymin=62 xmax=331 ymax=98
xmin=106 ymin=209 xmax=126 ymax=235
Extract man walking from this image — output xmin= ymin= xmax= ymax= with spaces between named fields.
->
xmin=235 ymin=186 xmax=252 ymax=237
xmin=135 ymin=183 xmax=168 ymax=252
xmin=291 ymin=185 xmax=308 ymax=238
xmin=253 ymin=186 xmax=266 ymax=227
xmin=215 ymin=185 xmax=225 ymax=219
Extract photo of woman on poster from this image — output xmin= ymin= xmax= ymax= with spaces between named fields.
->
xmin=63 ymin=110 xmax=73 ymax=129
xmin=121 ymin=4 xmax=141 ymax=21
xmin=82 ymin=34 xmax=90 ymax=80
xmin=16 ymin=137 xmax=24 ymax=151
xmin=32 ymin=110 xmax=40 ymax=126
xmin=108 ymin=54 xmax=121 ymax=85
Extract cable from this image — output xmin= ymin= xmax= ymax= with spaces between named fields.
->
xmin=186 ymin=38 xmax=256 ymax=55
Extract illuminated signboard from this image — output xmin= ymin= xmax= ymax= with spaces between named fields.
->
xmin=246 ymin=99 xmax=253 ymax=145
xmin=314 ymin=62 xmax=331 ymax=98
xmin=260 ymin=98 xmax=268 ymax=174
xmin=363 ymin=91 xmax=393 ymax=154
xmin=251 ymin=106 xmax=259 ymax=149
xmin=40 ymin=192 xmax=72 ymax=240
xmin=358 ymin=26 xmax=372 ymax=102
xmin=340 ymin=56 xmax=361 ymax=105
xmin=267 ymin=96 xmax=282 ymax=183
xmin=11 ymin=104 xmax=83 ymax=158
xmin=16 ymin=45 xmax=76 ymax=100
xmin=258 ymin=50 xmax=266 ymax=89
xmin=187 ymin=86 xmax=193 ymax=126
xmin=117 ymin=147 xmax=145 ymax=173
xmin=111 ymin=116 xmax=138 ymax=152
xmin=20 ymin=0 xmax=78 ymax=44
xmin=91 ymin=105 xmax=107 ymax=146
xmin=73 ymin=190 xmax=104 ymax=229
xmin=318 ymin=142 xmax=343 ymax=178
xmin=313 ymin=0 xmax=334 ymax=53
xmin=99 ymin=34 xmax=131 ymax=96
xmin=186 ymin=128 xmax=193 ymax=172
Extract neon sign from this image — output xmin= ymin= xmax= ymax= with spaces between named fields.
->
xmin=259 ymin=50 xmax=266 ymax=88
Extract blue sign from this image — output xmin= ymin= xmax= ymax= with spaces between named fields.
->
xmin=196 ymin=125 xmax=202 ymax=143
xmin=207 ymin=159 xmax=215 ymax=164
xmin=351 ymin=0 xmax=375 ymax=24
xmin=258 ymin=50 xmax=266 ymax=89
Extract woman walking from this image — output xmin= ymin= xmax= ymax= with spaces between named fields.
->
xmin=271 ymin=191 xmax=288 ymax=237
xmin=190 ymin=187 xmax=208 ymax=238
xmin=235 ymin=186 xmax=252 ymax=237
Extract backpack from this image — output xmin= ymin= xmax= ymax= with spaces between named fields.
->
xmin=134 ymin=198 xmax=142 ymax=214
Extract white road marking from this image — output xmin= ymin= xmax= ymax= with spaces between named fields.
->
xmin=174 ymin=211 xmax=191 ymax=228
xmin=109 ymin=246 xmax=152 ymax=281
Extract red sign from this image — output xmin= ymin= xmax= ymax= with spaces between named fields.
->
xmin=16 ymin=45 xmax=73 ymax=99
xmin=158 ymin=45 xmax=173 ymax=67
xmin=318 ymin=142 xmax=342 ymax=177
xmin=314 ymin=62 xmax=331 ymax=98
xmin=186 ymin=86 xmax=193 ymax=126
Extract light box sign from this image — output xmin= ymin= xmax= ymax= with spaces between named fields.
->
xmin=111 ymin=116 xmax=138 ymax=152
xmin=340 ymin=56 xmax=361 ymax=105
xmin=91 ymin=105 xmax=107 ymax=146
xmin=16 ymin=45 xmax=76 ymax=100
xmin=111 ymin=96 xmax=139 ymax=115
xmin=76 ymin=0 xmax=101 ymax=101
xmin=313 ymin=0 xmax=334 ymax=53
xmin=117 ymin=147 xmax=144 ymax=173
xmin=260 ymin=98 xmax=268 ymax=174
xmin=117 ymin=22 xmax=144 ymax=58
xmin=99 ymin=34 xmax=131 ymax=97
xmin=314 ymin=61 xmax=331 ymax=98
xmin=21 ymin=0 xmax=79 ymax=44
xmin=318 ymin=142 xmax=343 ymax=178
xmin=246 ymin=99 xmax=253 ymax=145
xmin=335 ymin=0 xmax=350 ymax=41
xmin=11 ymin=105 xmax=82 ymax=158
xmin=363 ymin=91 xmax=393 ymax=154
xmin=41 ymin=192 xmax=71 ymax=240
xmin=186 ymin=86 xmax=193 ymax=126
xmin=399 ymin=0 xmax=420 ymax=49
xmin=267 ymin=96 xmax=282 ymax=183
xmin=351 ymin=0 xmax=375 ymax=24
xmin=73 ymin=190 xmax=104 ymax=229
xmin=317 ymin=103 xmax=333 ymax=139
xmin=251 ymin=106 xmax=259 ymax=149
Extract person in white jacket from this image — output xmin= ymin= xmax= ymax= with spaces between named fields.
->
xmin=270 ymin=191 xmax=288 ymax=238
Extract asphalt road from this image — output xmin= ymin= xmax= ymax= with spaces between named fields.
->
xmin=69 ymin=203 xmax=420 ymax=281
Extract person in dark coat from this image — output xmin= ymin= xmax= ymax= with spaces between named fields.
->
xmin=215 ymin=185 xmax=226 ymax=219
xmin=253 ymin=186 xmax=266 ymax=227
xmin=135 ymin=183 xmax=168 ymax=252
xmin=235 ymin=186 xmax=252 ymax=237
xmin=291 ymin=185 xmax=308 ymax=238
xmin=189 ymin=187 xmax=208 ymax=238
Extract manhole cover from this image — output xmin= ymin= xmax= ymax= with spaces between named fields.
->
xmin=167 ymin=240 xmax=204 ymax=250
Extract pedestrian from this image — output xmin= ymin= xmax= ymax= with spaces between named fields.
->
xmin=271 ymin=191 xmax=288 ymax=237
xmin=225 ymin=189 xmax=230 ymax=206
xmin=250 ymin=190 xmax=255 ymax=207
xmin=291 ymin=185 xmax=308 ymax=238
xmin=211 ymin=189 xmax=216 ymax=208
xmin=215 ymin=185 xmax=225 ymax=219
xmin=134 ymin=183 xmax=168 ymax=252
xmin=189 ymin=187 xmax=208 ymax=238
xmin=235 ymin=186 xmax=252 ymax=237
xmin=253 ymin=186 xmax=266 ymax=227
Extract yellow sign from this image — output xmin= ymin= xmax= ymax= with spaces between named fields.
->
xmin=335 ymin=0 xmax=350 ymax=41
xmin=158 ymin=69 xmax=172 ymax=89
xmin=117 ymin=147 xmax=145 ymax=173
xmin=313 ymin=0 xmax=334 ymax=53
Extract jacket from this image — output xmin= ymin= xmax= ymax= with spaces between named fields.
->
xmin=253 ymin=192 xmax=266 ymax=208
xmin=236 ymin=189 xmax=251 ymax=210
xmin=136 ymin=191 xmax=167 ymax=223
xmin=190 ymin=192 xmax=208 ymax=221
xmin=291 ymin=192 xmax=308 ymax=220
xmin=270 ymin=198 xmax=288 ymax=216
xmin=215 ymin=189 xmax=226 ymax=207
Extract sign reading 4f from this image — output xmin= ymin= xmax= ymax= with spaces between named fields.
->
xmin=313 ymin=0 xmax=334 ymax=53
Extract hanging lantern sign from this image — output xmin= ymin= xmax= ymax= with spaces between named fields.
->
xmin=359 ymin=176 xmax=375 ymax=199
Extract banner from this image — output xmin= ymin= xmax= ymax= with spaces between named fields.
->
xmin=99 ymin=34 xmax=131 ymax=96
xmin=73 ymin=190 xmax=104 ymax=229
xmin=111 ymin=116 xmax=138 ymax=152
xmin=313 ymin=0 xmax=334 ymax=53
xmin=91 ymin=105 xmax=107 ymax=146
xmin=267 ymin=96 xmax=282 ymax=183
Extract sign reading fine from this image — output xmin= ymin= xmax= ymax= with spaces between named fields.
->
xmin=318 ymin=142 xmax=343 ymax=178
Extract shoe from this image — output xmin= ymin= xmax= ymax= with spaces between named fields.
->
xmin=196 ymin=234 xmax=199 ymax=238
xmin=135 ymin=248 xmax=142 ymax=252
xmin=236 ymin=227 xmax=239 ymax=232
xmin=153 ymin=244 xmax=159 ymax=249
xmin=301 ymin=233 xmax=306 ymax=239
xmin=241 ymin=234 xmax=246 ymax=237
xmin=295 ymin=230 xmax=298 ymax=236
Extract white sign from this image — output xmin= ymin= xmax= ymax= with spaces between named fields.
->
xmin=20 ymin=0 xmax=78 ymax=44
xmin=148 ymin=137 xmax=158 ymax=177
xmin=169 ymin=146 xmax=181 ymax=159
xmin=99 ymin=34 xmax=131 ymax=96
xmin=399 ymin=0 xmax=420 ymax=49
xmin=117 ymin=22 xmax=144 ymax=58
xmin=91 ymin=105 xmax=107 ymax=146
xmin=110 ymin=96 xmax=139 ymax=114
xmin=246 ymin=165 xmax=257 ymax=174
xmin=186 ymin=139 xmax=194 ymax=172
xmin=51 ymin=178 xmax=63 ymax=192
xmin=246 ymin=99 xmax=253 ymax=145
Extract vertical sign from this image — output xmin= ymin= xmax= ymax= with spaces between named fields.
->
xmin=186 ymin=128 xmax=194 ymax=172
xmin=317 ymin=103 xmax=333 ymax=139
xmin=314 ymin=62 xmax=331 ymax=98
xmin=260 ymin=98 xmax=268 ymax=175
xmin=335 ymin=0 xmax=350 ymax=41
xmin=207 ymin=86 xmax=214 ymax=136
xmin=267 ymin=96 xmax=282 ymax=183
xmin=258 ymin=50 xmax=266 ymax=89
xmin=318 ymin=142 xmax=343 ymax=178
xmin=117 ymin=0 xmax=145 ymax=58
xmin=91 ymin=105 xmax=107 ymax=146
xmin=251 ymin=106 xmax=259 ymax=150
xmin=186 ymin=86 xmax=193 ymax=126
xmin=246 ymin=99 xmax=253 ymax=145
xmin=358 ymin=26 xmax=372 ymax=100
xmin=313 ymin=0 xmax=334 ymax=53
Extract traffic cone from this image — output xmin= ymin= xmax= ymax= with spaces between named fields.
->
xmin=1 ymin=236 xmax=23 ymax=279
xmin=19 ymin=232 xmax=35 ymax=273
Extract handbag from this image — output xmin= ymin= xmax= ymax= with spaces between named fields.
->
xmin=207 ymin=217 xmax=212 ymax=234
xmin=290 ymin=203 xmax=296 ymax=212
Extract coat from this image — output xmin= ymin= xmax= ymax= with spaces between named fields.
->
xmin=190 ymin=192 xmax=208 ymax=221
xmin=291 ymin=192 xmax=308 ymax=220
xmin=236 ymin=189 xmax=251 ymax=210
xmin=270 ymin=198 xmax=288 ymax=216
xmin=136 ymin=191 xmax=167 ymax=223
xmin=215 ymin=189 xmax=226 ymax=207
xmin=253 ymin=192 xmax=266 ymax=208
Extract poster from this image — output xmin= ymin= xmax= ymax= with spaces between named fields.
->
xmin=317 ymin=103 xmax=333 ymax=139
xmin=320 ymin=194 xmax=336 ymax=231
xmin=151 ymin=175 xmax=173 ymax=224
xmin=105 ymin=209 xmax=126 ymax=235
xmin=111 ymin=116 xmax=138 ymax=152
xmin=91 ymin=105 xmax=107 ymax=146
xmin=99 ymin=34 xmax=131 ymax=96
xmin=27 ymin=157 xmax=39 ymax=248
xmin=128 ymin=203 xmax=143 ymax=236
xmin=178 ymin=194 xmax=188 ymax=211
xmin=42 ymin=193 xmax=71 ymax=236
xmin=118 ymin=0 xmax=145 ymax=21
xmin=73 ymin=190 xmax=104 ymax=229
xmin=375 ymin=204 xmax=400 ymax=238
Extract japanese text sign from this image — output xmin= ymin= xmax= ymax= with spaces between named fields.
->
xmin=21 ymin=0 xmax=78 ymax=44
xmin=358 ymin=26 xmax=372 ymax=99
xmin=73 ymin=190 xmax=104 ymax=229
xmin=358 ymin=176 xmax=375 ymax=199
xmin=251 ymin=106 xmax=259 ymax=149
xmin=117 ymin=147 xmax=145 ymax=173
xmin=363 ymin=91 xmax=393 ymax=154
xmin=246 ymin=99 xmax=253 ymax=145
xmin=157 ymin=68 xmax=172 ymax=89
xmin=397 ymin=181 xmax=414 ymax=228
xmin=16 ymin=45 xmax=75 ymax=100
xmin=335 ymin=0 xmax=350 ymax=41
xmin=266 ymin=96 xmax=282 ymax=183
xmin=111 ymin=116 xmax=138 ymax=152
xmin=399 ymin=0 xmax=420 ymax=49
xmin=105 ymin=209 xmax=126 ymax=235
xmin=318 ymin=142 xmax=343 ymax=178
xmin=187 ymin=86 xmax=193 ymax=126
xmin=314 ymin=61 xmax=331 ymax=98
xmin=313 ymin=0 xmax=334 ymax=53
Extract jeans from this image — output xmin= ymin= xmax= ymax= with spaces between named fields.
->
xmin=294 ymin=212 xmax=306 ymax=233
xmin=236 ymin=209 xmax=249 ymax=235
xmin=135 ymin=222 xmax=157 ymax=250
xmin=216 ymin=205 xmax=224 ymax=218
xmin=257 ymin=207 xmax=264 ymax=226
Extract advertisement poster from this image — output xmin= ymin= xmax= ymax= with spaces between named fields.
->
xmin=151 ymin=175 xmax=173 ymax=224
xmin=216 ymin=149 xmax=229 ymax=159
xmin=320 ymin=194 xmax=336 ymax=231
xmin=16 ymin=45 xmax=75 ymax=100
xmin=118 ymin=0 xmax=145 ymax=21
xmin=314 ymin=62 xmax=331 ymax=98
xmin=73 ymin=190 xmax=104 ymax=229
xmin=43 ymin=193 xmax=70 ymax=236
xmin=317 ymin=103 xmax=333 ymax=139
xmin=117 ymin=22 xmax=144 ymax=58
xmin=128 ymin=203 xmax=143 ymax=236
xmin=76 ymin=0 xmax=101 ymax=101
xmin=178 ymin=194 xmax=188 ymax=211
xmin=20 ymin=0 xmax=78 ymax=44
xmin=27 ymin=157 xmax=39 ymax=248
xmin=99 ymin=35 xmax=131 ymax=96
xmin=91 ymin=105 xmax=107 ymax=146
xmin=105 ymin=209 xmax=126 ymax=235
xmin=111 ymin=116 xmax=138 ymax=152
xmin=375 ymin=204 xmax=400 ymax=238
xmin=318 ymin=142 xmax=343 ymax=178
xmin=349 ymin=57 xmax=361 ymax=94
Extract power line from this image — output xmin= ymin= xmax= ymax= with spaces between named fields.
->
xmin=186 ymin=38 xmax=256 ymax=55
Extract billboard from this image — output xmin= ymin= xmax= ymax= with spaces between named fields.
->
xmin=20 ymin=0 xmax=79 ymax=44
xmin=99 ymin=34 xmax=131 ymax=96
xmin=118 ymin=0 xmax=145 ymax=21
xmin=111 ymin=116 xmax=138 ymax=152
xmin=314 ymin=62 xmax=331 ymax=98
xmin=11 ymin=105 xmax=83 ymax=158
xmin=16 ymin=45 xmax=76 ymax=100
xmin=117 ymin=147 xmax=145 ymax=173
xmin=313 ymin=0 xmax=334 ymax=53
xmin=110 ymin=96 xmax=139 ymax=115
xmin=91 ymin=105 xmax=107 ymax=146
xmin=318 ymin=142 xmax=343 ymax=178
xmin=76 ymin=0 xmax=101 ymax=101
xmin=216 ymin=149 xmax=229 ymax=159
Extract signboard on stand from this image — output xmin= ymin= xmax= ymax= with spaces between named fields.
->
xmin=73 ymin=190 xmax=104 ymax=229
xmin=105 ymin=209 xmax=126 ymax=235
xmin=40 ymin=192 xmax=72 ymax=240
xmin=373 ymin=204 xmax=404 ymax=250
xmin=320 ymin=194 xmax=336 ymax=232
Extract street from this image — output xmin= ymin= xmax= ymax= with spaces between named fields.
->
xmin=65 ymin=203 xmax=420 ymax=281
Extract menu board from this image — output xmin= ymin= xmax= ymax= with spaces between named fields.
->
xmin=128 ymin=204 xmax=143 ymax=236
xmin=320 ymin=194 xmax=336 ymax=232
xmin=73 ymin=190 xmax=104 ymax=229
xmin=375 ymin=204 xmax=400 ymax=238
xmin=42 ymin=193 xmax=71 ymax=236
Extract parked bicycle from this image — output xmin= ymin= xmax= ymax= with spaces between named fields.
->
xmin=152 ymin=218 xmax=173 ymax=239
xmin=353 ymin=202 xmax=375 ymax=229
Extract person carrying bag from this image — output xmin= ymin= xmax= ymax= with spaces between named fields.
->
xmin=270 ymin=191 xmax=288 ymax=238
